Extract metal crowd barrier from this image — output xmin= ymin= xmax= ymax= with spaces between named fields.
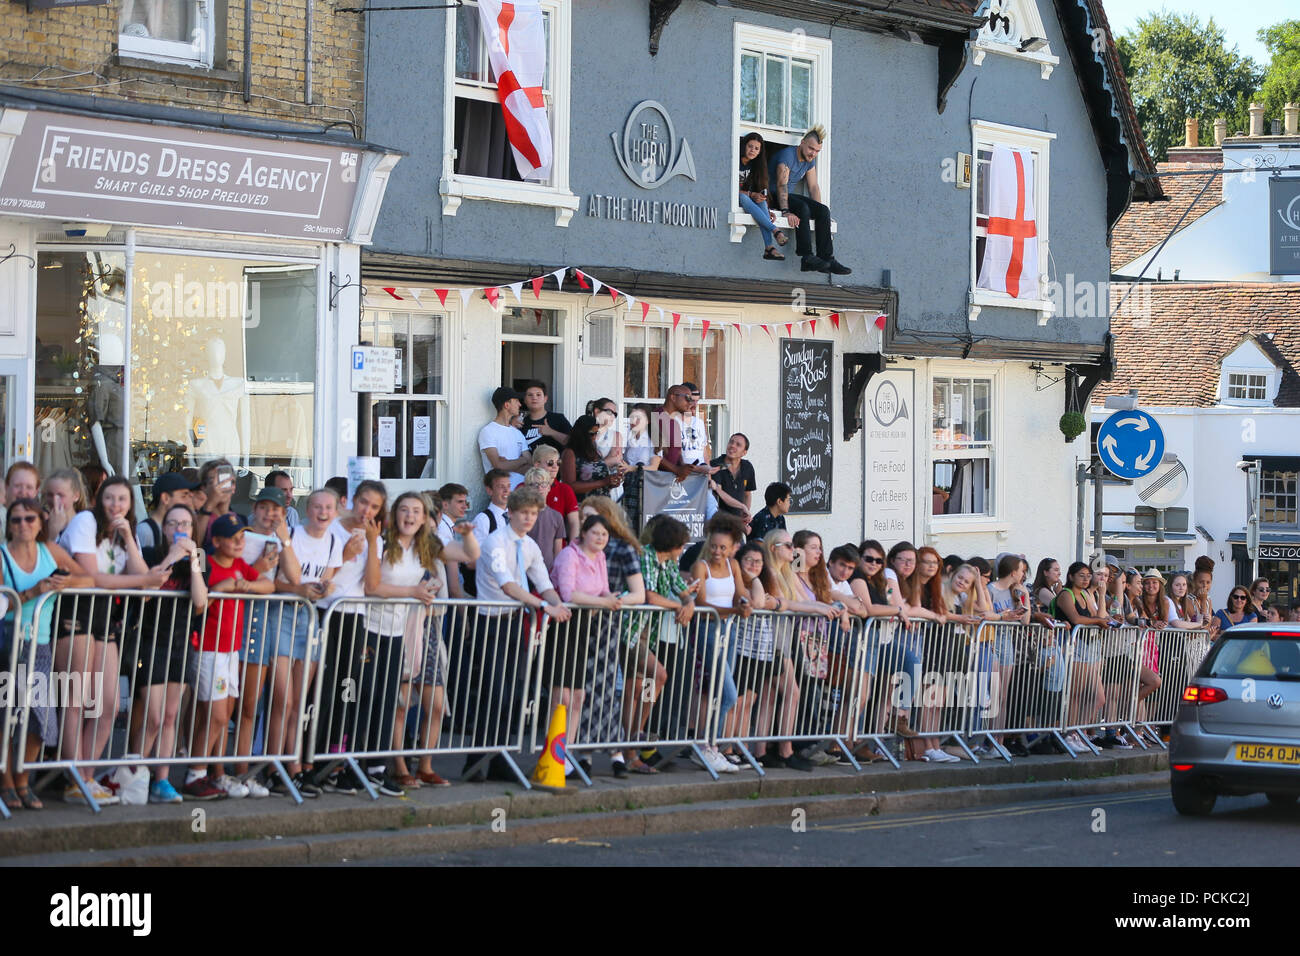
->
xmin=541 ymin=604 xmax=729 ymax=783
xmin=962 ymin=621 xmax=1076 ymax=759
xmin=1132 ymin=626 xmax=1213 ymax=747
xmin=306 ymin=597 xmax=550 ymax=795
xmin=1057 ymin=625 xmax=1141 ymax=754
xmin=17 ymin=589 xmax=318 ymax=813
xmin=0 ymin=586 xmax=24 ymax=820
xmin=708 ymin=608 xmax=871 ymax=775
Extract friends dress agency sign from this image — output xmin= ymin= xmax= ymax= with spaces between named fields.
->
xmin=780 ymin=339 xmax=833 ymax=514
xmin=0 ymin=110 xmax=363 ymax=240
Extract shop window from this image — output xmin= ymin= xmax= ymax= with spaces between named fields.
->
xmin=360 ymin=310 xmax=446 ymax=481
xmin=683 ymin=328 xmax=728 ymax=455
xmin=35 ymin=250 xmax=318 ymax=502
xmin=1262 ymin=468 xmax=1298 ymax=526
xmin=932 ymin=375 xmax=994 ymax=517
xmin=970 ymin=121 xmax=1054 ymax=321
xmin=622 ymin=324 xmax=728 ymax=457
xmin=119 ymin=0 xmax=217 ymax=69
xmin=443 ymin=0 xmax=577 ymax=224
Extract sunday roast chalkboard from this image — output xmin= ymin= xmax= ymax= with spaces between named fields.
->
xmin=779 ymin=339 xmax=833 ymax=514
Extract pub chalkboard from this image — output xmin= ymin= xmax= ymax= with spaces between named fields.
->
xmin=779 ymin=339 xmax=833 ymax=514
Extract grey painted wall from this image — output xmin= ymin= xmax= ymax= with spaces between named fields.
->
xmin=365 ymin=0 xmax=1111 ymax=349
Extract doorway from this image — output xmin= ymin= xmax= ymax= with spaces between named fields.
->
xmin=500 ymin=306 xmax=563 ymax=413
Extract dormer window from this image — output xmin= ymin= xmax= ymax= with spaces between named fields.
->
xmin=1227 ymin=372 xmax=1268 ymax=402
xmin=971 ymin=0 xmax=1059 ymax=79
xmin=1218 ymin=336 xmax=1282 ymax=406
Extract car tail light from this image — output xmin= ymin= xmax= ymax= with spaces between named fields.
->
xmin=1182 ymin=685 xmax=1228 ymax=704
xmin=1172 ymin=764 xmax=1194 ymax=772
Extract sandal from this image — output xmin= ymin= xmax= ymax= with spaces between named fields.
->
xmin=628 ymin=758 xmax=659 ymax=775
xmin=0 ymin=787 xmax=20 ymax=811
xmin=775 ymin=231 xmax=788 ymax=246
xmin=16 ymin=787 xmax=43 ymax=810
xmin=763 ymin=247 xmax=785 ymax=260
xmin=396 ymin=773 xmax=421 ymax=789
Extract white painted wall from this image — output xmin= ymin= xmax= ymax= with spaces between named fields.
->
xmin=1118 ymin=143 xmax=1300 ymax=281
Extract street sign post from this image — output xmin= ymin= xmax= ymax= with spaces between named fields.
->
xmin=1096 ymin=408 xmax=1165 ymax=480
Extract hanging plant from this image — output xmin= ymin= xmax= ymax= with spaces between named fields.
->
xmin=1059 ymin=411 xmax=1087 ymax=442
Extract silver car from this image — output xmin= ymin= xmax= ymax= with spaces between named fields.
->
xmin=1169 ymin=622 xmax=1300 ymax=816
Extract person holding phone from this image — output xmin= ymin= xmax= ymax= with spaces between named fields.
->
xmin=58 ymin=475 xmax=169 ymax=804
xmin=195 ymin=459 xmax=244 ymax=554
xmin=41 ymin=468 xmax=90 ymax=547
xmin=128 ymin=502 xmax=208 ymax=804
xmin=1 ymin=498 xmax=92 ymax=810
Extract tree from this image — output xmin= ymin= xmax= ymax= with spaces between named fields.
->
xmin=1257 ymin=20 xmax=1300 ymax=123
xmin=1117 ymin=12 xmax=1262 ymax=161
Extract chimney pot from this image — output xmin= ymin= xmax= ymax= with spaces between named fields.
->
xmin=1248 ymin=103 xmax=1265 ymax=137
xmin=1285 ymin=103 xmax=1299 ymax=137
xmin=1213 ymin=117 xmax=1227 ymax=146
xmin=1184 ymin=117 xmax=1199 ymax=147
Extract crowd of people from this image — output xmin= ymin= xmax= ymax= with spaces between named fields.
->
xmin=0 ymin=384 xmax=1294 ymax=812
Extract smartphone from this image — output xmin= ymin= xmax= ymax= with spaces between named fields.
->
xmin=51 ymin=568 xmax=70 ymax=577
xmin=262 ymin=541 xmax=277 ymax=560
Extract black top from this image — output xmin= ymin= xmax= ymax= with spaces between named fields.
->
xmin=738 ymin=159 xmax=766 ymax=197
xmin=519 ymin=411 xmax=572 ymax=450
xmin=709 ymin=456 xmax=756 ymax=518
xmin=747 ymin=508 xmax=786 ymax=543
xmin=850 ymin=570 xmax=887 ymax=606
xmin=140 ymin=544 xmax=199 ymax=641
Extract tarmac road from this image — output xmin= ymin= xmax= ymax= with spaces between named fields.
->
xmin=342 ymin=789 xmax=1299 ymax=866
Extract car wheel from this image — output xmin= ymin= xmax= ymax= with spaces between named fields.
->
xmin=1265 ymin=792 xmax=1298 ymax=808
xmin=1171 ymin=780 xmax=1216 ymax=816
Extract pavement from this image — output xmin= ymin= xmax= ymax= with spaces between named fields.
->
xmin=1 ymin=745 xmax=1171 ymax=865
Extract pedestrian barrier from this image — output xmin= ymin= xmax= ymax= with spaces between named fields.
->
xmin=17 ymin=590 xmax=319 ymax=813
xmin=712 ymin=609 xmax=875 ymax=774
xmin=306 ymin=597 xmax=550 ymax=795
xmin=538 ymin=604 xmax=729 ymax=783
xmin=1131 ymin=626 xmax=1212 ymax=746
xmin=963 ymin=621 xmax=1076 ymax=760
xmin=2 ymin=587 xmax=1219 ymax=819
xmin=0 ymin=586 xmax=24 ymax=819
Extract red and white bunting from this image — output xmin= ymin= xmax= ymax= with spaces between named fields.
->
xmin=575 ymin=269 xmax=590 ymax=290
xmin=641 ymin=301 xmax=651 ymax=322
xmin=382 ymin=287 xmax=403 ymax=300
xmin=435 ymin=289 xmax=449 ymax=307
xmin=608 ymin=285 xmax=619 ymax=304
xmin=531 ymin=276 xmax=544 ymax=298
xmin=590 ymin=276 xmax=604 ymax=297
xmin=458 ymin=288 xmax=473 ymax=308
xmin=830 ymin=312 xmax=840 ymax=330
xmin=551 ymin=268 xmax=566 ymax=292
xmin=508 ymin=281 xmax=523 ymax=304
xmin=875 ymin=312 xmax=888 ymax=329
xmin=701 ymin=319 xmax=710 ymax=340
xmin=484 ymin=287 xmax=500 ymax=308
xmin=671 ymin=312 xmax=682 ymax=330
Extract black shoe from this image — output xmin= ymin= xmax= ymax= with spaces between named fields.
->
xmin=784 ymin=753 xmax=815 ymax=772
xmin=577 ymin=758 xmax=593 ymax=778
xmin=1092 ymin=734 xmax=1116 ymax=749
xmin=612 ymin=760 xmax=629 ymax=779
xmin=370 ymin=774 xmax=405 ymax=797
xmin=322 ymin=768 xmax=358 ymax=795
xmin=759 ymin=750 xmax=786 ymax=770
xmin=1006 ymin=740 xmax=1031 ymax=758
xmin=461 ymin=757 xmax=488 ymax=783
xmin=292 ymin=772 xmax=321 ymax=799
xmin=800 ymin=255 xmax=827 ymax=272
xmin=823 ymin=258 xmax=852 ymax=275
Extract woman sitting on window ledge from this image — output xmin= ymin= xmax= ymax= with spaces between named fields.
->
xmin=738 ymin=132 xmax=785 ymax=261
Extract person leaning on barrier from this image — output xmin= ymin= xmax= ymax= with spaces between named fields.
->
xmin=60 ymin=475 xmax=170 ymax=805
xmin=41 ymin=468 xmax=89 ymax=549
xmin=0 ymin=497 xmax=93 ymax=811
xmin=129 ymin=502 xmax=208 ymax=805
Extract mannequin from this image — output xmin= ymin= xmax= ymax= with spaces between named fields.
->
xmin=184 ymin=335 xmax=250 ymax=471
xmin=89 ymin=333 xmax=125 ymax=477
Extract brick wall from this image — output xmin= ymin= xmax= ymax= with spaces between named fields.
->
xmin=0 ymin=1 xmax=365 ymax=133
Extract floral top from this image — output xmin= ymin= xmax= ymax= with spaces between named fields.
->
xmin=574 ymin=454 xmax=611 ymax=502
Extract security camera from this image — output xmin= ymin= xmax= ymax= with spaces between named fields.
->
xmin=1235 ymin=460 xmax=1254 ymax=472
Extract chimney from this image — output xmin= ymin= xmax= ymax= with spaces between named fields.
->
xmin=1213 ymin=117 xmax=1227 ymax=146
xmin=1249 ymin=103 xmax=1265 ymax=137
xmin=1184 ymin=117 xmax=1199 ymax=147
xmin=1286 ymin=103 xmax=1300 ymax=137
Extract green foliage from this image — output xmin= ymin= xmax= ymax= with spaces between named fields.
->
xmin=1257 ymin=20 xmax=1300 ymax=122
xmin=1059 ymin=411 xmax=1087 ymax=442
xmin=1119 ymin=12 xmax=1262 ymax=161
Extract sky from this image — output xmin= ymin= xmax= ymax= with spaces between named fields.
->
xmin=1101 ymin=0 xmax=1293 ymax=65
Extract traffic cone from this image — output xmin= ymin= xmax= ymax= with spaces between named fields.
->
xmin=531 ymin=704 xmax=568 ymax=790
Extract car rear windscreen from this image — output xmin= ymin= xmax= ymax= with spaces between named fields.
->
xmin=1202 ymin=636 xmax=1300 ymax=681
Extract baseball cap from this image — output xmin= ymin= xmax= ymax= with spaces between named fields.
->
xmin=252 ymin=487 xmax=286 ymax=508
xmin=209 ymin=514 xmax=245 ymax=540
xmin=491 ymin=386 xmax=522 ymax=410
xmin=154 ymin=472 xmax=200 ymax=496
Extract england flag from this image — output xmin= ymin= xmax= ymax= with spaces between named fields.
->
xmin=476 ymin=0 xmax=552 ymax=182
xmin=977 ymin=145 xmax=1038 ymax=299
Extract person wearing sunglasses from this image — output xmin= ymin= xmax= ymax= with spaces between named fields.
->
xmin=1214 ymin=587 xmax=1259 ymax=633
xmin=0 ymin=498 xmax=93 ymax=811
xmin=1247 ymin=578 xmax=1273 ymax=620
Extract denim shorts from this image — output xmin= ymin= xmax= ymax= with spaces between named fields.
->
xmin=241 ymin=602 xmax=317 ymax=664
xmin=1073 ymin=635 xmax=1102 ymax=664
xmin=996 ymin=632 xmax=1016 ymax=667
xmin=830 ymin=626 xmax=875 ymax=673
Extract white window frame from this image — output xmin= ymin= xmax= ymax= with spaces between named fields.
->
xmin=729 ymin=23 xmax=832 ymax=243
xmin=1261 ymin=466 xmax=1299 ymax=528
xmin=118 ymin=0 xmax=216 ymax=69
xmin=440 ymin=0 xmax=579 ymax=227
xmin=620 ymin=313 xmax=739 ymax=457
xmin=1220 ymin=367 xmax=1277 ymax=406
xmin=928 ymin=363 xmax=1004 ymax=531
xmin=969 ymin=0 xmax=1059 ymax=79
xmin=969 ymin=120 xmax=1055 ymax=324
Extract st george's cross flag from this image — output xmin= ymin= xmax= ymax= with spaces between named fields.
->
xmin=475 ymin=0 xmax=552 ymax=182
xmin=977 ymin=145 xmax=1038 ymax=298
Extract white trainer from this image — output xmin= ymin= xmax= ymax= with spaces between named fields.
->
xmin=215 ymin=774 xmax=249 ymax=799
xmin=243 ymin=776 xmax=270 ymax=798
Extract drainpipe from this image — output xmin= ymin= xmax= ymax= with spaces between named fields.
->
xmin=122 ymin=229 xmax=135 ymax=477
xmin=243 ymin=0 xmax=253 ymax=103
xmin=305 ymin=0 xmax=314 ymax=105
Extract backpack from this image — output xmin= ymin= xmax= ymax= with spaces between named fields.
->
xmin=460 ymin=508 xmax=499 ymax=598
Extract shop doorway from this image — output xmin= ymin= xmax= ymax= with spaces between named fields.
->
xmin=0 ymin=360 xmax=31 ymax=471
xmin=502 ymin=341 xmax=556 ymax=394
xmin=500 ymin=307 xmax=564 ymax=414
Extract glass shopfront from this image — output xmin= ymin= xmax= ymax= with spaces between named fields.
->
xmin=35 ymin=248 xmax=318 ymax=507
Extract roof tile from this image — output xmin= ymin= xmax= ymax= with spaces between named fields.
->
xmin=1111 ymin=161 xmax=1222 ymax=271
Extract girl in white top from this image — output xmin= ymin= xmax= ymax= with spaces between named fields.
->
xmin=59 ymin=476 xmax=169 ymax=803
